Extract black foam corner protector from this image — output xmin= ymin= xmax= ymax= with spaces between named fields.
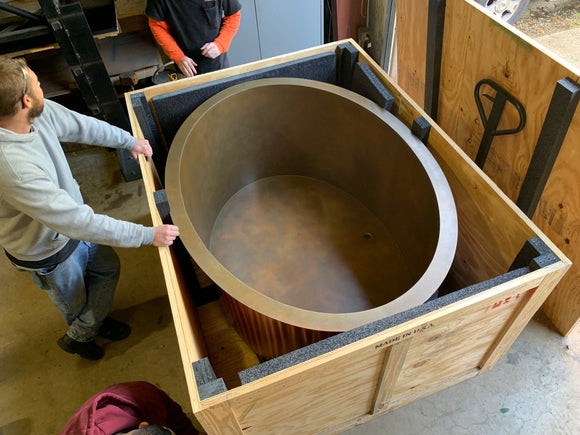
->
xmin=198 ymin=379 xmax=227 ymax=400
xmin=193 ymin=357 xmax=217 ymax=384
xmin=130 ymin=92 xmax=167 ymax=181
xmin=336 ymin=42 xmax=359 ymax=89
xmin=193 ymin=358 xmax=227 ymax=400
xmin=509 ymin=236 xmax=557 ymax=271
xmin=351 ymin=62 xmax=394 ymax=111
xmin=412 ymin=117 xmax=431 ymax=144
xmin=153 ymin=189 xmax=170 ymax=223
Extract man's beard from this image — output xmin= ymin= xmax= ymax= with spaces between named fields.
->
xmin=27 ymin=97 xmax=44 ymax=123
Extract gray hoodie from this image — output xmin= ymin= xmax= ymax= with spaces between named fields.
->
xmin=0 ymin=99 xmax=155 ymax=262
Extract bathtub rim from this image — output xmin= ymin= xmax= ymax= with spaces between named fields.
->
xmin=165 ymin=77 xmax=458 ymax=332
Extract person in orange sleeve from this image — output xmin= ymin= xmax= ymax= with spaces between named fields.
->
xmin=146 ymin=0 xmax=241 ymax=77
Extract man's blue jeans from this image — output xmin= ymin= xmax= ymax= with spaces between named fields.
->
xmin=14 ymin=241 xmax=120 ymax=342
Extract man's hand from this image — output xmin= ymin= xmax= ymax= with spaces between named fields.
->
xmin=201 ymin=42 xmax=221 ymax=59
xmin=177 ymin=56 xmax=198 ymax=77
xmin=131 ymin=138 xmax=153 ymax=161
xmin=153 ymin=224 xmax=180 ymax=247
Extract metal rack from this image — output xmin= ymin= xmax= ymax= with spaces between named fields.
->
xmin=0 ymin=0 xmax=140 ymax=180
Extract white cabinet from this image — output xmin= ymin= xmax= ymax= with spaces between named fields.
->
xmin=228 ymin=0 xmax=323 ymax=67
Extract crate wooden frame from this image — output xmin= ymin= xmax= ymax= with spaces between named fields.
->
xmin=127 ymin=40 xmax=570 ymax=434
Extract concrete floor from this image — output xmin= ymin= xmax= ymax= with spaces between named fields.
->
xmin=0 ymin=146 xmax=193 ymax=434
xmin=522 ymin=0 xmax=580 ymax=70
xmin=536 ymin=27 xmax=580 ymax=70
xmin=1 ymin=143 xmax=579 ymax=435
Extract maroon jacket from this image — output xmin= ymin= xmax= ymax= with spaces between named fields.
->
xmin=60 ymin=382 xmax=198 ymax=435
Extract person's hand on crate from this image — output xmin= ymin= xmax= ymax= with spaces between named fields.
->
xmin=131 ymin=138 xmax=153 ymax=161
xmin=177 ymin=56 xmax=198 ymax=77
xmin=153 ymin=225 xmax=180 ymax=247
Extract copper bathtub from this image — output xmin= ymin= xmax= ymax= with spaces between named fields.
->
xmin=165 ymin=78 xmax=458 ymax=359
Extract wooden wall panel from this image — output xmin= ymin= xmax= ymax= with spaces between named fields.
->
xmin=395 ymin=0 xmax=580 ymax=335
xmin=539 ymin=117 xmax=580 ymax=335
xmin=395 ymin=0 xmax=429 ymax=107
xmin=440 ymin=0 xmax=574 ymax=201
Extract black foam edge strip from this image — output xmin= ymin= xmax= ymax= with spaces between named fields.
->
xmin=129 ymin=92 xmax=167 ymax=181
xmin=336 ymin=42 xmax=359 ymax=89
xmin=152 ymin=189 xmax=170 ymax=224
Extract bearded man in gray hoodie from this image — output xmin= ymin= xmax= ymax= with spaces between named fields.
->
xmin=0 ymin=56 xmax=180 ymax=360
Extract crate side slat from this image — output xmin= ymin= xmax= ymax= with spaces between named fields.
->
xmin=320 ymin=367 xmax=480 ymax=435
xmin=441 ymin=0 xmax=580 ymax=336
xmin=371 ymin=339 xmax=411 ymax=413
xmin=392 ymin=282 xmax=540 ymax=399
xmin=137 ymin=155 xmax=208 ymax=412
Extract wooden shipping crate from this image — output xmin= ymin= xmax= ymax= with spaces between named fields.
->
xmin=395 ymin=0 xmax=580 ymax=336
xmin=126 ymin=41 xmax=570 ymax=434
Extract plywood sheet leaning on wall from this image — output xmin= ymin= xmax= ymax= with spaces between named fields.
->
xmin=395 ymin=0 xmax=580 ymax=335
xmin=394 ymin=0 xmax=429 ymax=107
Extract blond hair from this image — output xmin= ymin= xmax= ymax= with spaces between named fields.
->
xmin=0 ymin=56 xmax=29 ymax=118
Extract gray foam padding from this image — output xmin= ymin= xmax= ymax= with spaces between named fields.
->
xmin=193 ymin=357 xmax=218 ymax=383
xmin=198 ymin=379 xmax=227 ymax=401
xmin=351 ymin=62 xmax=394 ymax=111
xmin=151 ymin=52 xmax=338 ymax=148
xmin=237 ymin=236 xmax=558 ymax=386
xmin=193 ymin=358 xmax=227 ymax=400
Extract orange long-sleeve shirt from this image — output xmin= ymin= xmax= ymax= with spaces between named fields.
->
xmin=148 ymin=11 xmax=241 ymax=64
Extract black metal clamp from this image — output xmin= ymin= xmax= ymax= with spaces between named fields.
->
xmin=474 ymin=79 xmax=526 ymax=168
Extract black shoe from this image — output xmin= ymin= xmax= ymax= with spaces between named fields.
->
xmin=57 ymin=334 xmax=104 ymax=360
xmin=98 ymin=317 xmax=131 ymax=341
